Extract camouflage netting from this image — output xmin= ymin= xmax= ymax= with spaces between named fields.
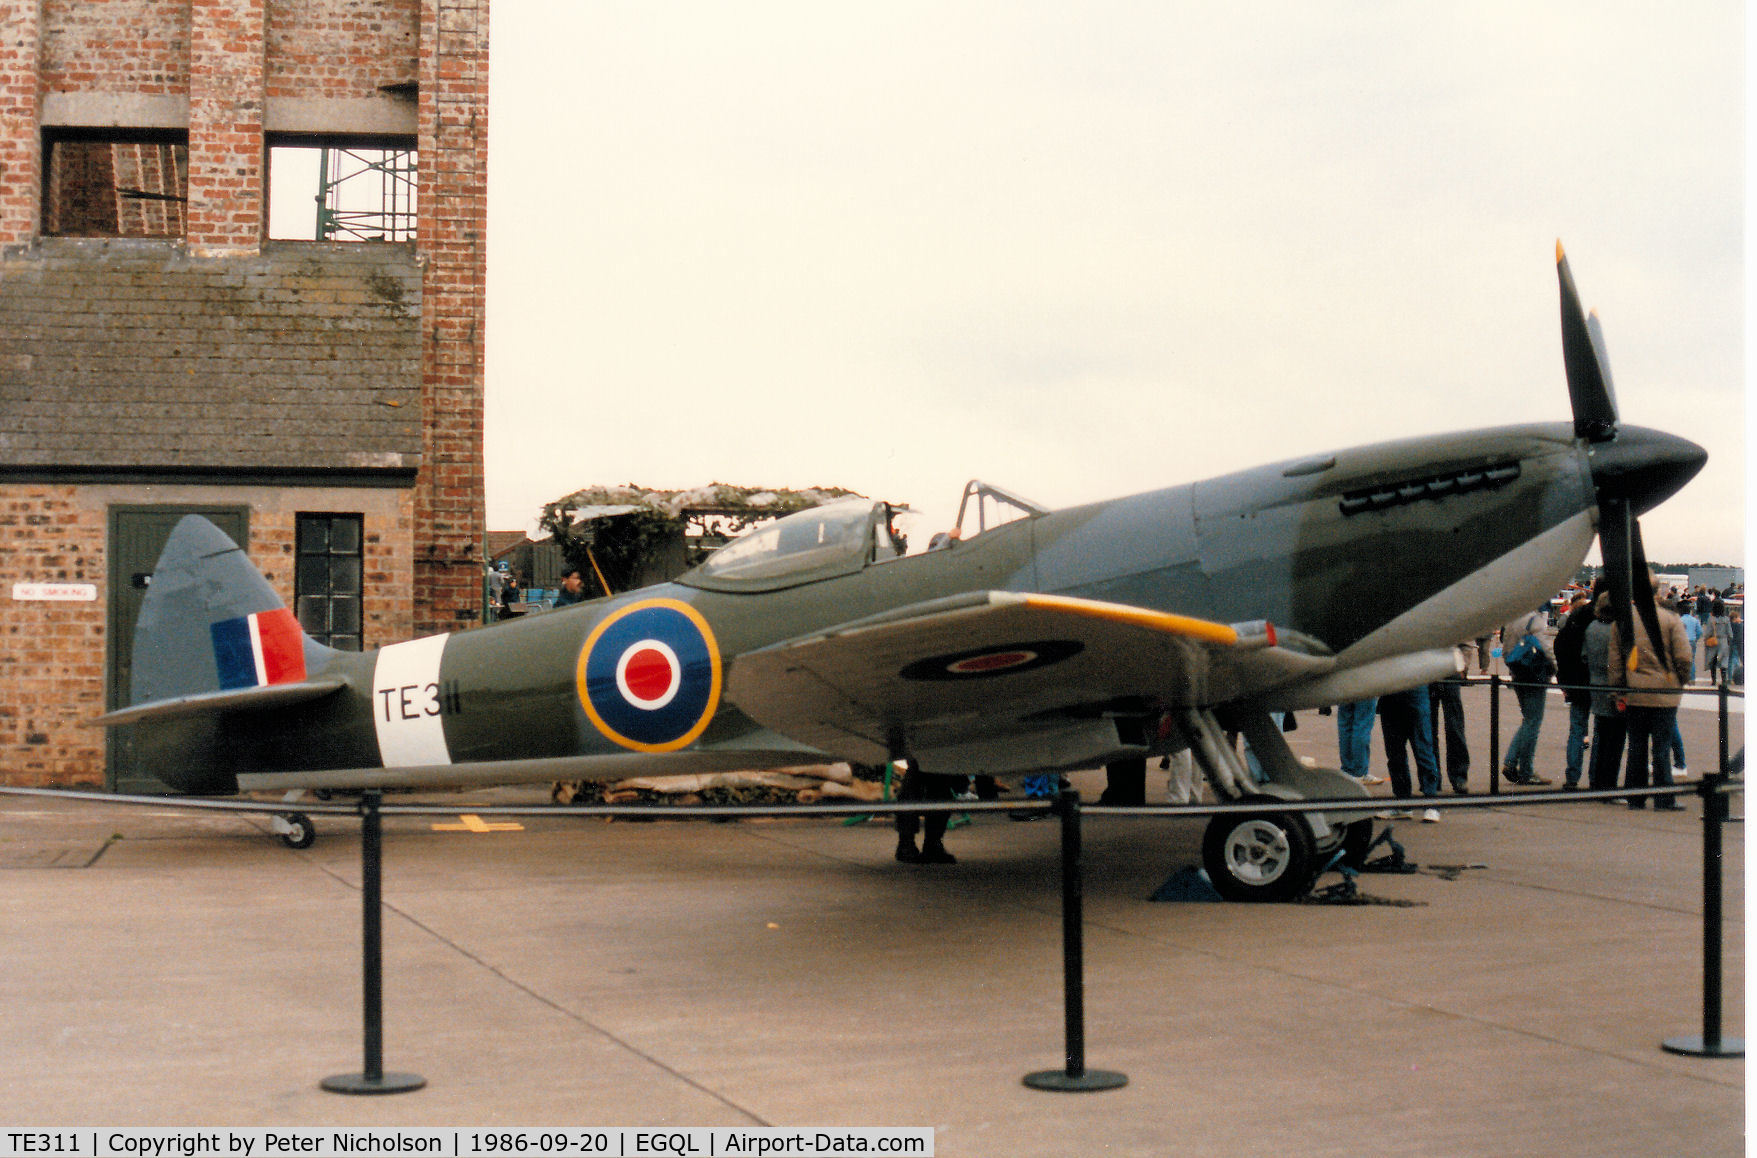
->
xmin=537 ymin=482 xmax=870 ymax=595
xmin=542 ymin=482 xmax=862 ymax=528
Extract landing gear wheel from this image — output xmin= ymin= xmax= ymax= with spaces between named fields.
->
xmin=1201 ymin=804 xmax=1318 ymax=902
xmin=279 ymin=812 xmax=316 ymax=850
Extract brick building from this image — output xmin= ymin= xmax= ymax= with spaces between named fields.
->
xmin=0 ymin=0 xmax=489 ymax=789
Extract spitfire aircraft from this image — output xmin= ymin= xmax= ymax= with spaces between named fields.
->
xmin=100 ymin=247 xmax=1705 ymax=900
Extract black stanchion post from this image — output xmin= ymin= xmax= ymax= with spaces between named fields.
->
xmin=1024 ymin=790 xmax=1127 ymax=1092
xmin=1662 ymin=773 xmax=1743 ymax=1059
xmin=1488 ymin=674 xmax=1502 ymax=795
xmin=1718 ymin=682 xmax=1729 ymax=777
xmin=323 ymin=790 xmax=426 ymax=1094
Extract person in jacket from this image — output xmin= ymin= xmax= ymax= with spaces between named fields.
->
xmin=1677 ymin=600 xmax=1702 ymax=681
xmin=1731 ymin=606 xmax=1744 ymax=686
xmin=1499 ymin=606 xmax=1555 ymax=786
xmin=1583 ymin=594 xmax=1627 ymax=794
xmin=553 ymin=568 xmax=588 ymax=608
xmin=1608 ymin=573 xmax=1694 ymax=811
xmin=1704 ymin=598 xmax=1733 ymax=686
xmin=1552 ymin=583 xmax=1602 ymax=789
xmin=1664 ymin=591 xmax=1696 ymax=776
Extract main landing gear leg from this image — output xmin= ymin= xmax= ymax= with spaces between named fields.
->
xmin=1177 ymin=708 xmax=1369 ymax=902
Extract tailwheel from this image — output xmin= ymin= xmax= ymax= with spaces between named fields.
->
xmin=277 ymin=812 xmax=316 ymax=850
xmin=1201 ymin=801 xmax=1318 ymax=902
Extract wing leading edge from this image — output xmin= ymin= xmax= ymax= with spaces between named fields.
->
xmin=724 ymin=591 xmax=1334 ymax=770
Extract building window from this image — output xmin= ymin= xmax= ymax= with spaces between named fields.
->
xmin=268 ymin=135 xmax=417 ymax=242
xmin=43 ymin=130 xmax=189 ymax=238
xmin=296 ymin=514 xmax=364 ymax=651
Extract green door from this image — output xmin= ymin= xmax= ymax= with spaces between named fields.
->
xmin=106 ymin=505 xmax=249 ymax=792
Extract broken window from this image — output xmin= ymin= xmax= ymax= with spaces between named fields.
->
xmin=268 ymin=136 xmax=417 ymax=242
xmin=42 ymin=130 xmax=189 ymax=238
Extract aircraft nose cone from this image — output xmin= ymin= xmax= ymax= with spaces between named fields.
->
xmin=1587 ymin=425 xmax=1708 ymax=515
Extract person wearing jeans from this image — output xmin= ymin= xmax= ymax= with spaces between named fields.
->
xmin=1336 ymin=698 xmax=1382 ymax=784
xmin=1379 ymin=688 xmax=1443 ymax=821
xmin=1503 ymin=681 xmax=1550 ymax=784
xmin=1609 ymin=578 xmax=1694 ymax=811
xmin=1500 ymin=608 xmax=1555 ymax=785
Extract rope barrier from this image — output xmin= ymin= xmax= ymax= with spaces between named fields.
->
xmin=2 ymin=676 xmax=1743 ymax=1090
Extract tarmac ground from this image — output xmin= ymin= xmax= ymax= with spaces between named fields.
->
xmin=0 ymin=683 xmax=1744 ymax=1156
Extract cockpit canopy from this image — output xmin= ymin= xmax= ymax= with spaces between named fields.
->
xmin=951 ymin=479 xmax=1046 ymax=538
xmin=676 ymin=482 xmax=1047 ymax=593
xmin=678 ymin=499 xmax=883 ymax=592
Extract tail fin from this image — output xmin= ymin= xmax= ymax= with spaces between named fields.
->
xmin=131 ymin=515 xmax=337 ymax=705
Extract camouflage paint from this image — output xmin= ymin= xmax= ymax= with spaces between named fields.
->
xmin=129 ymin=419 xmax=1698 ymax=789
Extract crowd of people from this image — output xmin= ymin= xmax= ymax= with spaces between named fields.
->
xmin=1335 ymin=575 xmax=1741 ymax=818
xmin=890 ymin=570 xmax=1741 ymax=861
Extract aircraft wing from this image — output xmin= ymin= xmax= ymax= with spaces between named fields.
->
xmin=724 ymin=591 xmax=1334 ymax=771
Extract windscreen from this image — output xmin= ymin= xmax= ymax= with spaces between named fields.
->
xmin=686 ymin=500 xmax=876 ymax=586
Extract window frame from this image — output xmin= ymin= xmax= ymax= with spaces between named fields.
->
xmin=41 ymin=126 xmax=190 ymax=239
xmin=266 ymin=131 xmax=418 ymax=243
xmin=294 ymin=512 xmax=366 ymax=651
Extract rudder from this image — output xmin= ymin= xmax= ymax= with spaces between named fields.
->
xmin=131 ymin=515 xmax=335 ymax=705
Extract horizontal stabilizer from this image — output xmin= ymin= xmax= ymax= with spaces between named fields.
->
xmin=95 ymin=677 xmax=348 ymax=728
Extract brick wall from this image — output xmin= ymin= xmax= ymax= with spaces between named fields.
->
xmin=413 ymin=0 xmax=487 ymax=636
xmin=186 ymin=0 xmax=267 ymax=254
xmin=17 ymin=0 xmax=489 ymax=632
xmin=0 ymin=1 xmax=41 ymax=245
xmin=38 ymin=1 xmax=188 ymax=96
xmin=0 ymin=241 xmax=423 ymax=473
xmin=0 ymin=483 xmax=415 ymax=788
xmin=0 ymin=488 xmax=105 ymax=785
xmin=38 ymin=0 xmax=426 ymax=106
xmin=0 ymin=0 xmax=490 ymax=781
xmin=267 ymin=0 xmax=419 ymax=99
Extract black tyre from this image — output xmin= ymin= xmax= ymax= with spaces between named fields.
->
xmin=279 ymin=812 xmax=316 ymax=850
xmin=1201 ymin=805 xmax=1318 ymax=902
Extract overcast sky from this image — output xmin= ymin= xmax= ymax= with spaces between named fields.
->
xmin=483 ymin=2 xmax=1745 ymax=566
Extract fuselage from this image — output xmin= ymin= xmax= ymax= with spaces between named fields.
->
xmin=191 ymin=419 xmax=1653 ymax=787
xmin=115 ymin=416 xmax=1702 ymax=796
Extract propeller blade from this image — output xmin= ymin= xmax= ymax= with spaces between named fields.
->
xmin=1585 ymin=310 xmax=1620 ymax=430
xmin=1558 ymin=241 xmax=1619 ymax=442
xmin=1562 ymin=245 xmax=1696 ymax=680
xmin=1627 ymin=516 xmax=1670 ymax=676
xmin=1598 ymin=495 xmax=1638 ymax=668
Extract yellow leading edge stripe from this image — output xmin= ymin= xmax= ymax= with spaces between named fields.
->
xmin=1021 ymin=593 xmax=1241 ymax=645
